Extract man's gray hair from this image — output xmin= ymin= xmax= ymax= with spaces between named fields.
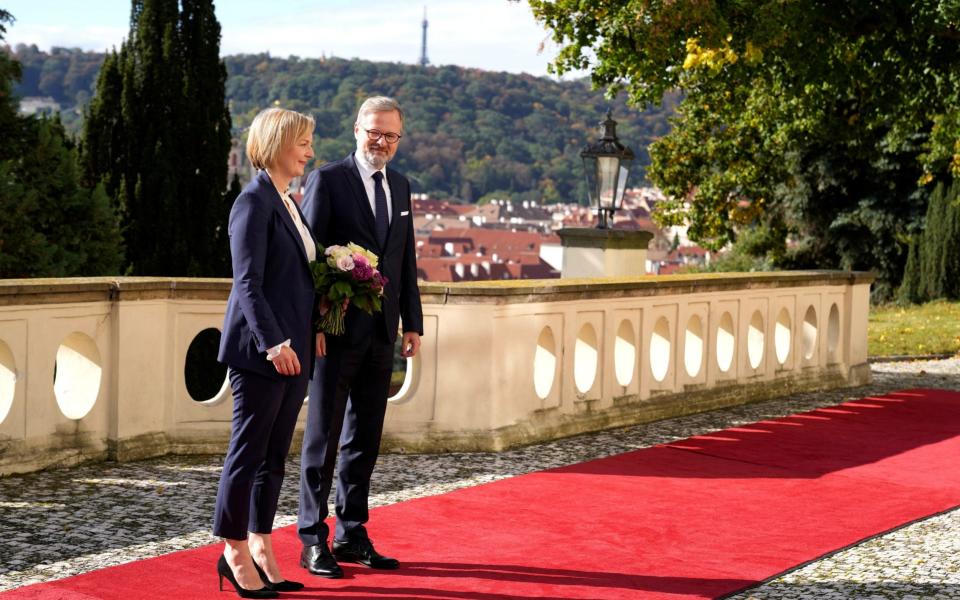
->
xmin=356 ymin=96 xmax=404 ymax=127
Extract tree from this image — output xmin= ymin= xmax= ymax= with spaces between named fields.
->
xmin=82 ymin=0 xmax=232 ymax=276
xmin=0 ymin=9 xmax=23 ymax=160
xmin=0 ymin=117 xmax=123 ymax=277
xmin=0 ymin=10 xmax=123 ymax=277
xmin=901 ymin=180 xmax=960 ymax=303
xmin=178 ymin=0 xmax=233 ymax=275
xmin=216 ymin=172 xmax=242 ymax=274
xmin=920 ymin=183 xmax=949 ymax=300
xmin=528 ymin=0 xmax=960 ymax=299
xmin=898 ymin=236 xmax=923 ymax=305
xmin=943 ymin=183 xmax=960 ymax=300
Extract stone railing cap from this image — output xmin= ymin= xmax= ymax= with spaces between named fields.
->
xmin=0 ymin=277 xmax=232 ymax=305
xmin=419 ymin=270 xmax=875 ymax=301
xmin=0 ymin=271 xmax=875 ymax=306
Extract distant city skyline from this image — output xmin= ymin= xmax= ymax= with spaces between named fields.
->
xmin=1 ymin=0 xmax=588 ymax=79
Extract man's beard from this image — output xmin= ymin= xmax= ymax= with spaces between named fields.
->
xmin=360 ymin=146 xmax=391 ymax=170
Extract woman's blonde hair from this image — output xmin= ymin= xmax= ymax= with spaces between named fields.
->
xmin=246 ymin=107 xmax=315 ymax=170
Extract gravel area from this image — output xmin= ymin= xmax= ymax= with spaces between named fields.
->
xmin=1 ymin=358 xmax=958 ymax=598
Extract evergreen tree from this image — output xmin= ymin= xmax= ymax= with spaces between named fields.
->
xmin=920 ymin=183 xmax=948 ymax=300
xmin=180 ymin=0 xmax=233 ymax=276
xmin=0 ymin=10 xmax=122 ymax=277
xmin=215 ymin=172 xmax=242 ymax=275
xmin=0 ymin=117 xmax=124 ymax=277
xmin=941 ymin=180 xmax=960 ymax=300
xmin=898 ymin=180 xmax=960 ymax=304
xmin=82 ymin=0 xmax=232 ymax=276
xmin=80 ymin=50 xmax=125 ymax=198
xmin=897 ymin=237 xmax=924 ymax=304
xmin=0 ymin=10 xmax=24 ymax=161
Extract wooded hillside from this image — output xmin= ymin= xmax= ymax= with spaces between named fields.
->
xmin=9 ymin=45 xmax=675 ymax=202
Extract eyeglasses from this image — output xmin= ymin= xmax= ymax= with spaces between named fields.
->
xmin=364 ymin=128 xmax=402 ymax=144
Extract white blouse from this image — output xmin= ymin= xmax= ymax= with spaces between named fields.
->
xmin=279 ymin=191 xmax=317 ymax=263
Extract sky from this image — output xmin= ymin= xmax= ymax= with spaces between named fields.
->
xmin=2 ymin=0 xmax=587 ymax=78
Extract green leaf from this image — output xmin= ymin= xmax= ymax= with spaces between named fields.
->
xmin=331 ymin=280 xmax=355 ymax=298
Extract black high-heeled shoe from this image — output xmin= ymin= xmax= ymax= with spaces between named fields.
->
xmin=252 ymin=559 xmax=305 ymax=592
xmin=217 ymin=555 xmax=278 ymax=598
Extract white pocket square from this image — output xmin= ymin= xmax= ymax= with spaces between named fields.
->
xmin=400 ymin=210 xmax=410 ymax=216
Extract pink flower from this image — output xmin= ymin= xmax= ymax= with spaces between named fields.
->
xmin=353 ymin=253 xmax=369 ymax=268
xmin=352 ymin=261 xmax=374 ymax=282
xmin=336 ymin=255 xmax=355 ymax=271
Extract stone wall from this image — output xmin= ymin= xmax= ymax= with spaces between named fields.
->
xmin=0 ymin=272 xmax=873 ymax=475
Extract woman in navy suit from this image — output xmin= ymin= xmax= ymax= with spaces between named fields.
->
xmin=213 ymin=108 xmax=318 ymax=598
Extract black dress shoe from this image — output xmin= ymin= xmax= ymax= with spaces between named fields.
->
xmin=333 ymin=537 xmax=400 ymax=570
xmin=299 ymin=543 xmax=344 ymax=578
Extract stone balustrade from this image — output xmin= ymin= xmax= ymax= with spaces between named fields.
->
xmin=0 ymin=272 xmax=873 ymax=475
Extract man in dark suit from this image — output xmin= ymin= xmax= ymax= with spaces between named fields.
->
xmin=298 ymin=96 xmax=423 ymax=577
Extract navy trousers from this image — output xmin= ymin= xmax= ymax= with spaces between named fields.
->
xmin=298 ymin=314 xmax=394 ymax=546
xmin=213 ymin=366 xmax=307 ymax=540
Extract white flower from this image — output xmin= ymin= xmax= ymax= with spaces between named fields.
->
xmin=336 ymin=255 xmax=355 ymax=271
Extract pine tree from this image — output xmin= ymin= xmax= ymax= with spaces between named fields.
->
xmin=82 ymin=0 xmax=232 ymax=276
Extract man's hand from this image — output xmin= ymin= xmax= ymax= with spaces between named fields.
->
xmin=400 ymin=332 xmax=421 ymax=358
xmin=272 ymin=345 xmax=301 ymax=376
xmin=316 ymin=332 xmax=327 ymax=357
xmin=318 ymin=296 xmax=350 ymax=316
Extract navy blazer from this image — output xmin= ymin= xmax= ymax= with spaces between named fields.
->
xmin=218 ymin=170 xmax=317 ymax=379
xmin=301 ymin=153 xmax=423 ymax=344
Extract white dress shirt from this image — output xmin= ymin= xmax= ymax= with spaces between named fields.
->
xmin=354 ymin=153 xmax=393 ymax=224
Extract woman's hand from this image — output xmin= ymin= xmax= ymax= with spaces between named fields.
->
xmin=272 ymin=345 xmax=301 ymax=376
xmin=316 ymin=332 xmax=327 ymax=357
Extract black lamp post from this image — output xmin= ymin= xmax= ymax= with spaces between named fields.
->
xmin=580 ymin=110 xmax=635 ymax=229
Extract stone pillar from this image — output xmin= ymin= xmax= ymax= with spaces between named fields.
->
xmin=557 ymin=228 xmax=654 ymax=278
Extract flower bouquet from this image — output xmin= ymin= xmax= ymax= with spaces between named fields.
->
xmin=311 ymin=243 xmax=388 ymax=336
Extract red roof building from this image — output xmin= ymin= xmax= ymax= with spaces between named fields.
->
xmin=414 ymin=228 xmax=561 ymax=282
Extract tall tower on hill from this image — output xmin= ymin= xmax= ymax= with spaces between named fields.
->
xmin=420 ymin=7 xmax=429 ymax=67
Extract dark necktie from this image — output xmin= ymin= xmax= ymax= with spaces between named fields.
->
xmin=372 ymin=171 xmax=389 ymax=248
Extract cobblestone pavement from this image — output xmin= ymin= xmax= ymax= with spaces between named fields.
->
xmin=1 ymin=359 xmax=958 ymax=598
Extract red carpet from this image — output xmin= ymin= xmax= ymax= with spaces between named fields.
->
xmin=7 ymin=388 xmax=960 ymax=600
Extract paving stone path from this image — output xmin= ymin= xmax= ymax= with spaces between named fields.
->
xmin=2 ymin=358 xmax=958 ymax=598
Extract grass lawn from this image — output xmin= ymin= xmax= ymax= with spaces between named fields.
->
xmin=869 ymin=300 xmax=960 ymax=357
